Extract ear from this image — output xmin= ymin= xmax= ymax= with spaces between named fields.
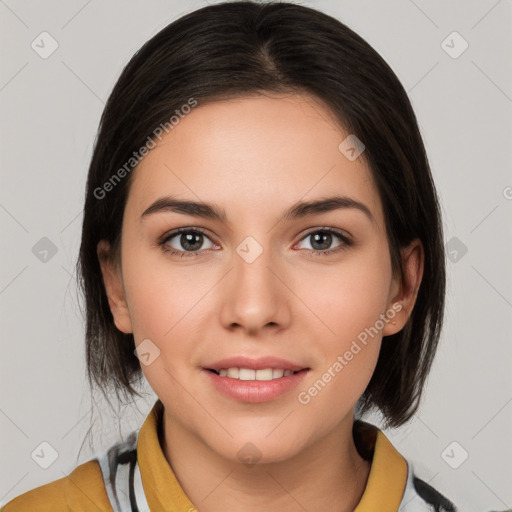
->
xmin=97 ymin=239 xmax=133 ymax=334
xmin=382 ymin=238 xmax=424 ymax=337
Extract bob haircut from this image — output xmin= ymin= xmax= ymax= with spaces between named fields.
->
xmin=77 ymin=0 xmax=446 ymax=429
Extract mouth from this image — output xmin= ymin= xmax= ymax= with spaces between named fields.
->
xmin=202 ymin=356 xmax=311 ymax=402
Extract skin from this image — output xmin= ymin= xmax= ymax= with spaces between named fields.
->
xmin=98 ymin=92 xmax=424 ymax=511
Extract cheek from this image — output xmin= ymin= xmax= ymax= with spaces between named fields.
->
xmin=122 ymin=244 xmax=207 ymax=337
xmin=306 ymin=241 xmax=392 ymax=346
xmin=121 ymin=249 xmax=220 ymax=388
xmin=121 ymin=255 xmax=206 ymax=404
xmin=297 ymin=243 xmax=391 ymax=401
xmin=296 ymin=265 xmax=388 ymax=420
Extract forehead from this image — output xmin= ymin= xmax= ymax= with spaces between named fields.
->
xmin=125 ymin=93 xmax=385 ymax=231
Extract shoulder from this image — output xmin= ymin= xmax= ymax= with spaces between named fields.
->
xmin=399 ymin=460 xmax=512 ymax=512
xmin=399 ymin=460 xmax=457 ymax=511
xmin=1 ymin=459 xmax=113 ymax=512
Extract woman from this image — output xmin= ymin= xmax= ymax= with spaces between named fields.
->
xmin=3 ymin=1 xmax=490 ymax=510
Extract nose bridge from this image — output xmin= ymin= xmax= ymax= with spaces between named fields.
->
xmin=222 ymin=233 xmax=289 ymax=330
xmin=233 ymin=234 xmax=278 ymax=298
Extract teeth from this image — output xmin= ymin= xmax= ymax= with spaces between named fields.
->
xmin=239 ymin=368 xmax=255 ymax=380
xmin=256 ymin=368 xmax=273 ymax=380
xmin=215 ymin=368 xmax=298 ymax=381
xmin=227 ymin=367 xmax=239 ymax=379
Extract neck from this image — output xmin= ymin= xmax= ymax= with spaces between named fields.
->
xmin=160 ymin=409 xmax=371 ymax=512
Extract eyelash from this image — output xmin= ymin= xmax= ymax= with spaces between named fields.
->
xmin=158 ymin=227 xmax=353 ymax=258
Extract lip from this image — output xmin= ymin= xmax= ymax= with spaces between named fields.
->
xmin=203 ymin=367 xmax=310 ymax=403
xmin=204 ymin=356 xmax=308 ymax=372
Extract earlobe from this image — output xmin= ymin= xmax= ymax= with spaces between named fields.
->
xmin=97 ymin=240 xmax=133 ymax=334
xmin=382 ymin=239 xmax=424 ymax=337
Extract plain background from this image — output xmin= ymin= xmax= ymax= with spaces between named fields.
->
xmin=1 ymin=0 xmax=511 ymax=510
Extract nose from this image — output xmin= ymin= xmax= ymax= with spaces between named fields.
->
xmin=219 ymin=239 xmax=292 ymax=335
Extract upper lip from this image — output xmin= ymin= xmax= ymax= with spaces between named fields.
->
xmin=204 ymin=356 xmax=309 ymax=372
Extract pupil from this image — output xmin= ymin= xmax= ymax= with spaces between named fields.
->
xmin=312 ymin=232 xmax=331 ymax=251
xmin=181 ymin=232 xmax=202 ymax=251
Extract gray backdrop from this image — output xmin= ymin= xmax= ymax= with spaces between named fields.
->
xmin=1 ymin=0 xmax=511 ymax=510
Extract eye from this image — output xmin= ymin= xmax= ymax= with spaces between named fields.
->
xmin=158 ymin=227 xmax=352 ymax=258
xmin=296 ymin=228 xmax=352 ymax=256
xmin=159 ymin=228 xmax=217 ymax=257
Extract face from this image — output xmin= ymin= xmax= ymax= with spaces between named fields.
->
xmin=99 ymin=93 xmax=420 ymax=464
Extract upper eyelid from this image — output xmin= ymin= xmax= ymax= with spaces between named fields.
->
xmin=161 ymin=227 xmax=212 ymax=245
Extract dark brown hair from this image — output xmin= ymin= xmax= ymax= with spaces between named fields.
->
xmin=77 ymin=0 xmax=446 ymax=429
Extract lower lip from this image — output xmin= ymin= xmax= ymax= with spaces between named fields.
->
xmin=203 ymin=369 xmax=309 ymax=403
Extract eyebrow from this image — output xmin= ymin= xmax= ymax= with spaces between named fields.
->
xmin=140 ymin=194 xmax=375 ymax=226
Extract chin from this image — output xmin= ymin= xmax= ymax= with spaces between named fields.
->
xmin=207 ymin=429 xmax=309 ymax=466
